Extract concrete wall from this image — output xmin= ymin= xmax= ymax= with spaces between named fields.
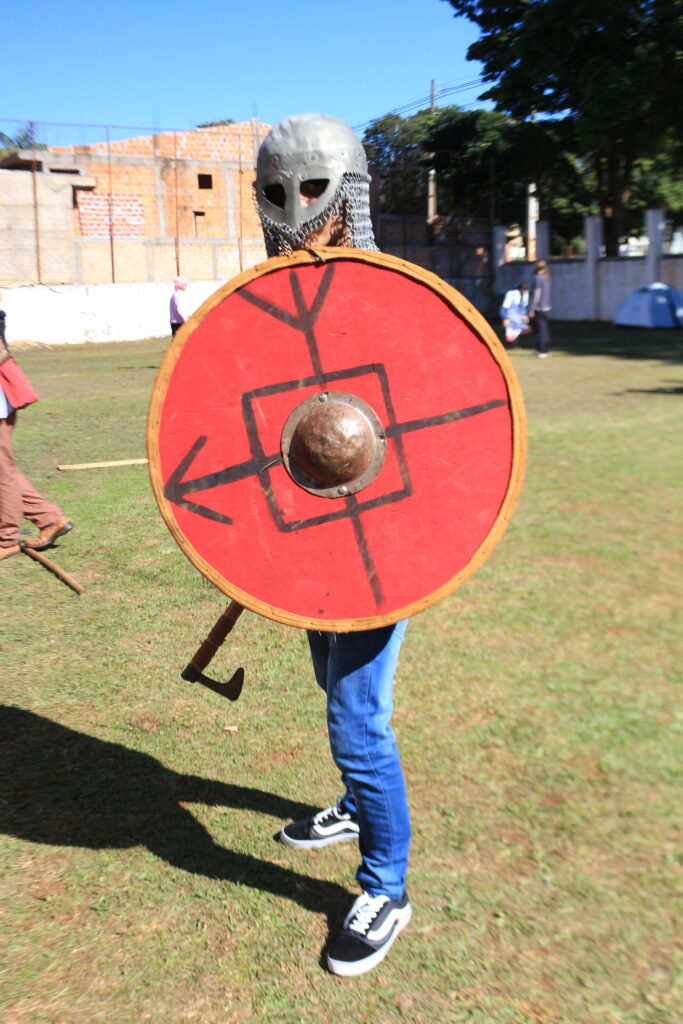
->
xmin=2 ymin=279 xmax=226 ymax=345
xmin=6 ymin=212 xmax=683 ymax=343
xmin=0 ymin=169 xmax=96 ymax=286
xmin=0 ymin=203 xmax=493 ymax=345
xmin=1 ymin=128 xmax=495 ymax=336
xmin=378 ymin=213 xmax=489 ymax=274
xmin=377 ymin=213 xmax=493 ymax=311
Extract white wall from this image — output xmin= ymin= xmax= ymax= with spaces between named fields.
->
xmin=494 ymin=211 xmax=683 ymax=322
xmin=2 ymin=280 xmax=224 ymax=345
xmin=6 ymin=211 xmax=683 ymax=339
xmin=597 ymin=259 xmax=653 ymax=321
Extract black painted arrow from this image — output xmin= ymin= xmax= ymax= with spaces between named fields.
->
xmin=163 ymin=399 xmax=508 ymax=528
xmin=164 ymin=435 xmax=282 ymax=525
xmin=385 ymin=399 xmax=506 ymax=438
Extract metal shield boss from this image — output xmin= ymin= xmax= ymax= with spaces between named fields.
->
xmin=148 ymin=250 xmax=526 ymax=630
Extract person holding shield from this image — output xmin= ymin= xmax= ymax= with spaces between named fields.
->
xmin=254 ymin=114 xmax=412 ymax=977
xmin=150 ymin=112 xmax=524 ymax=978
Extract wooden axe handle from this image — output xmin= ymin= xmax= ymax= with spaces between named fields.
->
xmin=189 ymin=601 xmax=245 ymax=673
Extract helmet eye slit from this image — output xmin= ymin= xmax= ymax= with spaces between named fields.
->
xmin=299 ymin=179 xmax=329 ymax=206
xmin=263 ymin=183 xmax=286 ymax=209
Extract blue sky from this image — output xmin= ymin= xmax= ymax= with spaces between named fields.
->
xmin=2 ymin=0 xmax=487 ymax=145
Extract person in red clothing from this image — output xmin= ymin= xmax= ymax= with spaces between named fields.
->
xmin=0 ymin=300 xmax=72 ymax=562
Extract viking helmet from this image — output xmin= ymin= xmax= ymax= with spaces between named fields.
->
xmin=255 ymin=113 xmax=377 ymax=256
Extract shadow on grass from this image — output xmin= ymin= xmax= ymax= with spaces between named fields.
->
xmin=0 ymin=705 xmax=350 ymax=929
xmin=505 ymin=322 xmax=683 ymax=362
xmin=619 ymin=384 xmax=683 ymax=395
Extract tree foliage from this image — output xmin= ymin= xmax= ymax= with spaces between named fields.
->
xmin=363 ymin=111 xmax=434 ymax=215
xmin=426 ymin=107 xmax=594 ymax=234
xmin=0 ymin=125 xmax=44 ymax=158
xmin=363 ymin=106 xmax=596 ymax=249
xmin=443 ymin=0 xmax=683 ymax=252
xmin=195 ymin=119 xmax=235 ymax=128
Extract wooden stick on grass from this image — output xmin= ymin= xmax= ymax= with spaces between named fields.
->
xmin=57 ymin=458 xmax=148 ymax=471
xmin=20 ymin=545 xmax=86 ymax=595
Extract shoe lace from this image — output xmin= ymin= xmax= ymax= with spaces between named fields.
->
xmin=312 ymin=802 xmax=344 ymax=826
xmin=347 ymin=894 xmax=389 ymax=937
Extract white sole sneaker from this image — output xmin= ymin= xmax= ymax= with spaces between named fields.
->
xmin=279 ymin=803 xmax=360 ymax=849
xmin=279 ymin=824 xmax=359 ymax=849
xmin=327 ymin=894 xmax=412 ymax=977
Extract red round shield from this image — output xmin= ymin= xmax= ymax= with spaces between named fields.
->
xmin=148 ymin=249 xmax=526 ymax=630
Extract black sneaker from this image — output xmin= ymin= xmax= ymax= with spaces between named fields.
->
xmin=327 ymin=891 xmax=412 ymax=976
xmin=279 ymin=800 xmax=359 ymax=849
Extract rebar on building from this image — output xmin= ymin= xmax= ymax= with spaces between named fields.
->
xmin=29 ymin=122 xmax=42 ymax=285
xmin=106 ymin=126 xmax=116 ymax=283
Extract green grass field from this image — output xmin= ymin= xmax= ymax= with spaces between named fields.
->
xmin=2 ymin=323 xmax=682 ymax=1024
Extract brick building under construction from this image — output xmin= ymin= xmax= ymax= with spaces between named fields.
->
xmin=0 ymin=119 xmax=494 ymax=346
xmin=0 ymin=120 xmax=271 ymax=288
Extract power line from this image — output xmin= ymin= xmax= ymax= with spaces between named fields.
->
xmin=352 ymin=77 xmax=485 ymax=133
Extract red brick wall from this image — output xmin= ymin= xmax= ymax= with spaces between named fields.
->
xmin=77 ymin=194 xmax=145 ymax=237
xmin=78 ymin=123 xmax=265 ymax=162
xmin=50 ymin=121 xmax=270 ymax=245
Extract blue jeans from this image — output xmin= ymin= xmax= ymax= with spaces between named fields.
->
xmin=306 ymin=622 xmax=410 ymax=899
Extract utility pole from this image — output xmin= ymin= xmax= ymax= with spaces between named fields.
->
xmin=29 ymin=122 xmax=43 ymax=285
xmin=527 ymin=183 xmax=539 ymax=262
xmin=525 ymin=111 xmax=539 ymax=262
xmin=427 ymin=80 xmax=437 ymax=223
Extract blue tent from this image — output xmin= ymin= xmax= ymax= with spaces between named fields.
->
xmin=614 ymin=282 xmax=683 ymax=328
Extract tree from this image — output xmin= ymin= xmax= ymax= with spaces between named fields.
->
xmin=425 ymin=107 xmax=592 ymax=225
xmin=364 ymin=106 xmax=596 ymax=250
xmin=443 ymin=0 xmax=683 ymax=254
xmin=424 ymin=106 xmax=516 ymax=222
xmin=0 ymin=124 xmax=44 ymax=158
xmin=628 ymin=132 xmax=683 ymax=235
xmin=363 ymin=111 xmax=434 ymax=214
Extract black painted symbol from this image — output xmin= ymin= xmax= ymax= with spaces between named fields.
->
xmin=165 ymin=264 xmax=506 ymax=606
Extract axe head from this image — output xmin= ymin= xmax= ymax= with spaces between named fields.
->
xmin=181 ymin=664 xmax=244 ymax=701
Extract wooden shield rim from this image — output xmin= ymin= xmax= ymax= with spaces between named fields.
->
xmin=147 ymin=247 xmax=527 ymax=631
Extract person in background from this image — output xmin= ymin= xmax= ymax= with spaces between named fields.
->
xmin=170 ymin=277 xmax=190 ymax=336
xmin=0 ymin=295 xmax=73 ymax=562
xmin=529 ymin=260 xmax=552 ymax=358
xmin=499 ymin=281 xmax=530 ymax=348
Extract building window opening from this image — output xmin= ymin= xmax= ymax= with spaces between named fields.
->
xmin=193 ymin=210 xmax=205 ymax=236
xmin=198 ymin=173 xmax=213 ymax=190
